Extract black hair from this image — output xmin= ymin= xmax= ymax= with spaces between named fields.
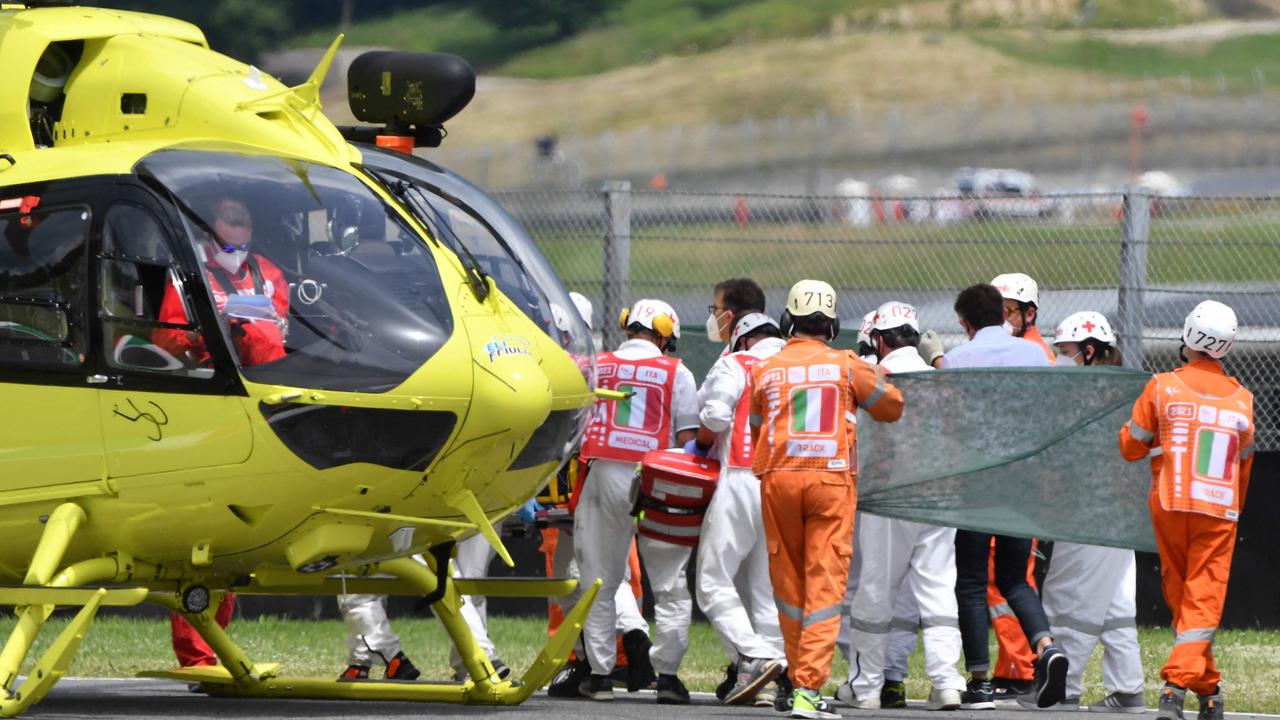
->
xmin=875 ymin=325 xmax=920 ymax=351
xmin=626 ymin=323 xmax=662 ymax=346
xmin=791 ymin=313 xmax=836 ymax=339
xmin=715 ymin=278 xmax=766 ymax=316
xmin=1082 ymin=337 xmax=1123 ymax=367
xmin=954 ymin=283 xmax=1005 ymax=330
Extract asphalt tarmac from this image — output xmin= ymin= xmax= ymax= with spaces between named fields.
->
xmin=23 ymin=679 xmax=1277 ymax=720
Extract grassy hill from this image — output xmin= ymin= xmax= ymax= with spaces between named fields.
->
xmin=295 ymin=0 xmax=1280 ymax=148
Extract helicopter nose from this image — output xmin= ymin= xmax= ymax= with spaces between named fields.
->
xmin=470 ymin=335 xmax=553 ymax=443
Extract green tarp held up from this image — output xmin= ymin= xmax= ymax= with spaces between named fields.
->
xmin=855 ymin=367 xmax=1157 ymax=553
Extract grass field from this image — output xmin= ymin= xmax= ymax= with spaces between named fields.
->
xmin=3 ymin=615 xmax=1279 ymax=712
xmin=526 ymin=216 xmax=1280 ymax=293
xmin=977 ymin=32 xmax=1280 ymax=92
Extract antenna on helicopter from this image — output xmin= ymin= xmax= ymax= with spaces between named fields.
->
xmin=339 ymin=51 xmax=475 ymax=155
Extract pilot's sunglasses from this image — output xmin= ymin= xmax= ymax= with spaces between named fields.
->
xmin=218 ymin=241 xmax=251 ymax=252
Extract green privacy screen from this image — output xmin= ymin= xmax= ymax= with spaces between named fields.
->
xmin=855 ymin=367 xmax=1157 ymax=553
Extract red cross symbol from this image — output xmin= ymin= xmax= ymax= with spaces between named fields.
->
xmin=1081 ymin=320 xmax=1097 ymax=332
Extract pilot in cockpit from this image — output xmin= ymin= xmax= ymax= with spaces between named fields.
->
xmin=153 ymin=195 xmax=291 ymax=368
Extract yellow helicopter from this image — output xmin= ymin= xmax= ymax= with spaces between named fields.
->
xmin=0 ymin=3 xmax=605 ymax=715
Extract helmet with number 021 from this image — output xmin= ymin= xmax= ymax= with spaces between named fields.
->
xmin=871 ymin=300 xmax=919 ymax=332
xmin=1182 ymin=300 xmax=1237 ymax=359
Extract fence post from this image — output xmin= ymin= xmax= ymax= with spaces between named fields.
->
xmin=1117 ymin=189 xmax=1150 ymax=370
xmin=602 ymin=180 xmax=632 ymax=350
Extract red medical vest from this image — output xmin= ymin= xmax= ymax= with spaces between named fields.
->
xmin=580 ymin=352 xmax=681 ymax=463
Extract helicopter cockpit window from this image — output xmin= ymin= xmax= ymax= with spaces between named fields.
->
xmin=0 ymin=205 xmax=87 ymax=367
xmin=137 ymin=149 xmax=452 ymax=393
xmin=99 ymin=203 xmax=212 ymax=378
xmin=357 ymin=151 xmax=593 ymax=365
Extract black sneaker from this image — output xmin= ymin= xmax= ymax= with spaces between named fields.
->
xmin=880 ymin=679 xmax=907 ymax=709
xmin=384 ymin=652 xmax=420 ymax=681
xmin=775 ymin=670 xmax=796 ymax=712
xmin=962 ymin=678 xmax=995 ymax=710
xmin=1196 ymin=687 xmax=1223 ymax=720
xmin=547 ymin=657 xmax=589 ymax=698
xmin=1033 ymin=644 xmax=1068 ymax=708
xmin=491 ymin=658 xmax=512 ymax=681
xmin=991 ymin=676 xmax=1034 ymax=705
xmin=1157 ymin=683 xmax=1187 ymax=720
xmin=338 ymin=664 xmax=369 ymax=681
xmin=610 ymin=664 xmax=628 ymax=688
xmin=715 ymin=662 xmax=738 ymax=700
xmin=579 ymin=673 xmax=614 ymax=701
xmin=620 ymin=629 xmax=656 ymax=692
xmin=656 ymin=674 xmax=691 ymax=705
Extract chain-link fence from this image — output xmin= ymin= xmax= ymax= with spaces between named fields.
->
xmin=497 ymin=186 xmax=1280 ymax=451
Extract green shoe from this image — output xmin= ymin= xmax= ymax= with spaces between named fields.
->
xmin=881 ymin=680 xmax=907 ymax=708
xmin=791 ymin=688 xmax=841 ymax=719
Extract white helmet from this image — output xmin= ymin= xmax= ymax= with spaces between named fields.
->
xmin=785 ymin=279 xmax=838 ymax=320
xmin=782 ymin=279 xmax=839 ymax=340
xmin=620 ymin=298 xmax=680 ymax=339
xmin=1054 ymin=311 xmax=1116 ymax=346
xmin=569 ymin=291 xmax=594 ymax=330
xmin=872 ymin=300 xmax=920 ymax=332
xmin=856 ymin=310 xmax=876 ymax=345
xmin=730 ymin=312 xmax=778 ymax=352
xmin=991 ymin=273 xmax=1039 ymax=307
xmin=1182 ymin=300 xmax=1237 ymax=359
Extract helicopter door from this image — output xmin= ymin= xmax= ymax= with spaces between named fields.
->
xmin=0 ymin=197 xmax=101 ymax=495
xmin=94 ymin=189 xmax=253 ymax=477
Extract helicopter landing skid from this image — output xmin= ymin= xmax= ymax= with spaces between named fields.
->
xmin=141 ymin=559 xmax=601 ymax=705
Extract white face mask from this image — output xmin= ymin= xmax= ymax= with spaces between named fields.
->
xmin=705 ymin=312 xmax=725 ymax=342
xmin=1002 ymin=320 xmax=1016 ymax=336
xmin=213 ymin=248 xmax=248 ymax=274
xmin=1055 ymin=350 xmax=1081 ymax=366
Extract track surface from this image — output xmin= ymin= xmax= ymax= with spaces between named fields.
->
xmin=22 ymin=678 xmax=1276 ymax=719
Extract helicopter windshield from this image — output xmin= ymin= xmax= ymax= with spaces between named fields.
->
xmin=137 ymin=148 xmax=452 ymax=393
xmin=357 ymin=149 xmax=594 ymax=365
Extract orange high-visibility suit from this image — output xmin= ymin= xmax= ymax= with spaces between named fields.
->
xmin=987 ymin=326 xmax=1055 ymax=683
xmin=1119 ymin=359 xmax=1254 ymax=695
xmin=751 ymin=338 xmax=903 ymax=691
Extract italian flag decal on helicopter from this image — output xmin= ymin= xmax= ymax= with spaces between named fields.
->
xmin=791 ymin=386 xmax=836 ymax=434
xmin=1195 ymin=429 xmax=1237 ymax=480
xmin=616 ymin=384 xmax=659 ymax=431
xmin=113 ymin=334 xmax=185 ymax=371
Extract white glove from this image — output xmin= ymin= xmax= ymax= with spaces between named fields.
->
xmin=918 ymin=329 xmax=945 ymax=366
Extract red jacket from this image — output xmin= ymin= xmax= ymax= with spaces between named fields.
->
xmin=154 ymin=255 xmax=289 ymax=367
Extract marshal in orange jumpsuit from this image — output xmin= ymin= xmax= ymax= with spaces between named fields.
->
xmin=1119 ymin=358 xmax=1254 ymax=695
xmin=751 ymin=337 xmax=903 ymax=692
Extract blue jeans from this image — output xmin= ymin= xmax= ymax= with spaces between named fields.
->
xmin=953 ymin=530 xmax=1051 ymax=673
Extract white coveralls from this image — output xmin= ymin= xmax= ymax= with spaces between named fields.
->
xmin=845 ymin=346 xmax=965 ymax=699
xmin=1041 ymin=543 xmax=1144 ymax=699
xmin=338 ymin=593 xmax=402 ymax=667
xmin=572 ymin=338 xmax=699 ymax=676
xmin=447 ymin=533 xmax=502 ymax=675
xmin=694 ymin=336 xmax=786 ymax=664
xmin=338 ymin=536 xmax=501 ymax=671
xmin=552 ymin=527 xmax=649 ymax=638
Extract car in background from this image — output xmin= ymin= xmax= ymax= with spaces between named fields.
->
xmin=954 ymin=166 xmax=1056 ymax=220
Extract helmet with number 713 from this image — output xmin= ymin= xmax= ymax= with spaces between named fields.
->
xmin=1182 ymin=300 xmax=1237 ymax=359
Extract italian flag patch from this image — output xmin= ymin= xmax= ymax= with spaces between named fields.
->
xmin=791 ymin=386 xmax=836 ymax=434
xmin=1195 ymin=429 xmax=1238 ymax=481
xmin=616 ymin=384 xmax=657 ymax=431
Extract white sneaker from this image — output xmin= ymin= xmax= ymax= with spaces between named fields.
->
xmin=836 ymin=680 xmax=880 ymax=709
xmin=928 ymin=687 xmax=962 ymax=711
